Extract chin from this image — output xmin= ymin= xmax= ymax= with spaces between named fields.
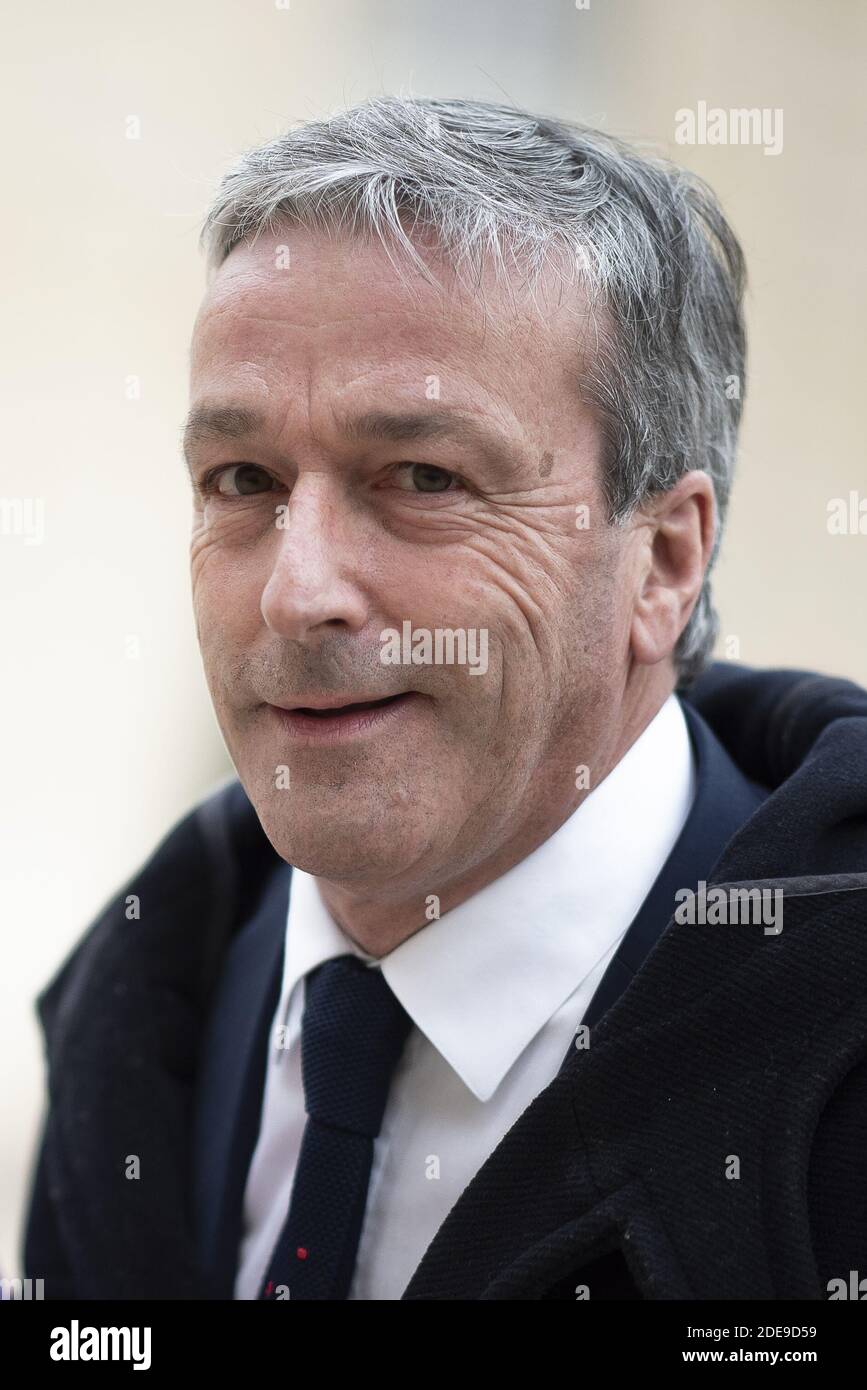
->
xmin=254 ymin=801 xmax=431 ymax=885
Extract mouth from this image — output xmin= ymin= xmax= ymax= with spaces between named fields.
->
xmin=290 ymin=694 xmax=406 ymax=716
xmin=267 ymin=691 xmax=421 ymax=741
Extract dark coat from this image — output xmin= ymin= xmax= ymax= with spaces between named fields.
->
xmin=21 ymin=663 xmax=867 ymax=1299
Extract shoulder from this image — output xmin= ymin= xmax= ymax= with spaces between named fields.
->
xmin=34 ymin=777 xmax=279 ymax=1045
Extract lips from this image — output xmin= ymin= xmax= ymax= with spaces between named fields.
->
xmin=268 ymin=691 xmax=420 ymax=741
xmin=289 ymin=694 xmax=404 ymax=717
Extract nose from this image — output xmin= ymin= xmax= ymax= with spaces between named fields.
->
xmin=260 ymin=477 xmax=369 ymax=643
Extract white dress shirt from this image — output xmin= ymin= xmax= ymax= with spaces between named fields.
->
xmin=234 ymin=693 xmax=696 ymax=1300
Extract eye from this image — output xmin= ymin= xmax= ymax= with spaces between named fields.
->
xmin=393 ymin=463 xmax=463 ymax=494
xmin=202 ymin=464 xmax=278 ymax=497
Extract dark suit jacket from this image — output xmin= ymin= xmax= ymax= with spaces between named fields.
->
xmin=22 ymin=663 xmax=867 ymax=1298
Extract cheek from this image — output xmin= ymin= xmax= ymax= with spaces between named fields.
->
xmin=555 ymin=543 xmax=637 ymax=699
xmin=190 ymin=521 xmax=266 ymax=646
xmin=506 ymin=532 xmax=631 ymax=708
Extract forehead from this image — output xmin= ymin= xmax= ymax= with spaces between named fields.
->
xmin=189 ymin=226 xmax=592 ymax=413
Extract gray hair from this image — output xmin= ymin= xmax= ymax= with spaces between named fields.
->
xmin=199 ymin=96 xmax=747 ymax=686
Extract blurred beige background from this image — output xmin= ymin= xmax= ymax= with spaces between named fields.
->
xmin=2 ymin=0 xmax=864 ymax=1280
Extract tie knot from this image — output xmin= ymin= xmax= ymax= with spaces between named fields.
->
xmin=300 ymin=953 xmax=413 ymax=1136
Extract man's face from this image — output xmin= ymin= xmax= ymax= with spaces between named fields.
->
xmin=186 ymin=226 xmax=640 ymax=897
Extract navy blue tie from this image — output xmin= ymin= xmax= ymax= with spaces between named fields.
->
xmin=258 ymin=952 xmax=414 ymax=1300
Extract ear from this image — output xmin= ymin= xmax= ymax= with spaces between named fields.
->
xmin=629 ymin=471 xmax=716 ymax=667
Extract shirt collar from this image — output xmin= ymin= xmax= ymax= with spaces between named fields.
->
xmin=280 ymin=693 xmax=695 ymax=1102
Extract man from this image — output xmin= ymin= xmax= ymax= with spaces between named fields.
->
xmin=22 ymin=97 xmax=867 ymax=1300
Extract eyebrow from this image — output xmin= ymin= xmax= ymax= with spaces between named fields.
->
xmin=181 ymin=404 xmax=523 ymax=475
xmin=182 ymin=404 xmax=265 ymax=457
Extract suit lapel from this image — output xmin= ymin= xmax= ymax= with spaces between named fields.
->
xmin=573 ymin=699 xmax=768 ymax=1037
